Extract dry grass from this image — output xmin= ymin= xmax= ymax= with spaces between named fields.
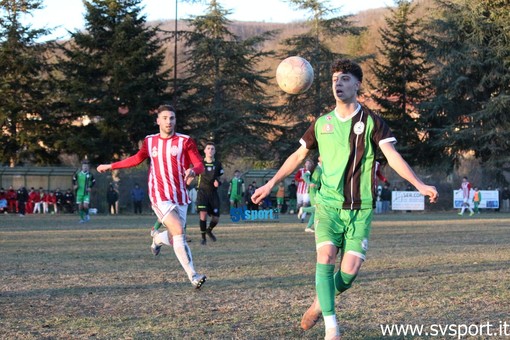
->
xmin=1 ymin=212 xmax=509 ymax=339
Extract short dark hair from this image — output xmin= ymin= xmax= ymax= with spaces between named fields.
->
xmin=331 ymin=59 xmax=363 ymax=83
xmin=205 ymin=141 xmax=215 ymax=147
xmin=157 ymin=104 xmax=175 ymax=114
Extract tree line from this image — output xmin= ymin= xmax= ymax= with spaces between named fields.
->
xmin=0 ymin=0 xmax=508 ymax=181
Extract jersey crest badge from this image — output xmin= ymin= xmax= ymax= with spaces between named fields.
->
xmin=326 ymin=115 xmax=332 ymax=121
xmin=151 ymin=146 xmax=158 ymax=157
xmin=170 ymin=145 xmax=179 ymax=156
xmin=353 ymin=121 xmax=365 ymax=135
xmin=322 ymin=123 xmax=334 ymax=134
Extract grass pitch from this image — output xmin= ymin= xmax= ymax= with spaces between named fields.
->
xmin=1 ymin=212 xmax=509 ymax=339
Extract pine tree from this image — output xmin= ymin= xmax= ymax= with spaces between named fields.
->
xmin=275 ymin=0 xmax=366 ymax=157
xmin=176 ymin=0 xmax=283 ymax=158
xmin=58 ymin=0 xmax=170 ymax=163
xmin=368 ymin=0 xmax=431 ymax=165
xmin=0 ymin=0 xmax=60 ymax=166
xmin=422 ymin=0 xmax=510 ymax=177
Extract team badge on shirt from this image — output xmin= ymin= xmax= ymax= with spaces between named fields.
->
xmin=151 ymin=146 xmax=158 ymax=157
xmin=353 ymin=121 xmax=365 ymax=135
xmin=171 ymin=145 xmax=179 ymax=156
xmin=322 ymin=123 xmax=334 ymax=134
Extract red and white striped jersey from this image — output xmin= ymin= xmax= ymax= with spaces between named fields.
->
xmin=460 ymin=181 xmax=471 ymax=199
xmin=111 ymin=133 xmax=204 ymax=205
xmin=295 ymin=167 xmax=309 ymax=195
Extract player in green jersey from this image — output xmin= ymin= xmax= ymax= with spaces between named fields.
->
xmin=72 ymin=160 xmax=96 ymax=223
xmin=252 ymin=59 xmax=438 ymax=340
xmin=228 ymin=170 xmax=245 ymax=208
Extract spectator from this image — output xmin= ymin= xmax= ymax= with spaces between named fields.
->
xmin=107 ymin=184 xmax=119 ymax=214
xmin=0 ymin=188 xmax=7 ymax=214
xmin=63 ymin=188 xmax=75 ymax=213
xmin=27 ymin=187 xmax=37 ymax=214
xmin=381 ymin=183 xmax=392 ymax=213
xmin=245 ymin=184 xmax=258 ymax=211
xmin=7 ymin=185 xmax=17 ymax=213
xmin=54 ymin=188 xmax=64 ymax=214
xmin=17 ymin=186 xmax=28 ymax=216
xmin=131 ymin=183 xmax=145 ymax=214
xmin=46 ymin=191 xmax=58 ymax=214
xmin=287 ymin=180 xmax=297 ymax=214
xmin=276 ymin=182 xmax=285 ymax=213
xmin=502 ymin=186 xmax=510 ymax=212
xmin=32 ymin=188 xmax=44 ymax=214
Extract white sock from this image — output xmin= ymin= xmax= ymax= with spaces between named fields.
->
xmin=173 ymin=234 xmax=196 ymax=281
xmin=154 ymin=231 xmax=172 ymax=246
xmin=324 ymin=314 xmax=338 ymax=329
xmin=324 ymin=314 xmax=339 ymax=338
xmin=460 ymin=207 xmax=465 ymax=214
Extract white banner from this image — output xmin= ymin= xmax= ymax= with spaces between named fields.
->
xmin=452 ymin=190 xmax=499 ymax=209
xmin=391 ymin=191 xmax=425 ymax=211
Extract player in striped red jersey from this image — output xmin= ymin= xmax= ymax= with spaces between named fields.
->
xmin=295 ymin=159 xmax=314 ymax=222
xmin=97 ymin=104 xmax=207 ymax=289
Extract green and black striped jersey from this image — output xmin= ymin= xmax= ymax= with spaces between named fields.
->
xmin=300 ymin=104 xmax=396 ymax=210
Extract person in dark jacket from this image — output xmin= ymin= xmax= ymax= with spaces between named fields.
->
xmin=107 ymin=184 xmax=119 ymax=215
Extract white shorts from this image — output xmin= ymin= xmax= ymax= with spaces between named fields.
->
xmin=297 ymin=193 xmax=310 ymax=206
xmin=152 ymin=201 xmax=188 ymax=226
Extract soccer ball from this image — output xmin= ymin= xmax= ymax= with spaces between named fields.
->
xmin=276 ymin=56 xmax=314 ymax=94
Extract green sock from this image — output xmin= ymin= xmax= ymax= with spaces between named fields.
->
xmin=153 ymin=221 xmax=162 ymax=231
xmin=306 ymin=212 xmax=315 ymax=228
xmin=302 ymin=206 xmax=315 ymax=213
xmin=316 ymin=263 xmax=336 ymax=316
xmin=334 ymin=271 xmax=357 ymax=295
xmin=79 ymin=210 xmax=84 ymax=220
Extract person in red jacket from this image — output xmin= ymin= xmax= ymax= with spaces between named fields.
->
xmin=27 ymin=188 xmax=37 ymax=214
xmin=97 ymin=104 xmax=207 ymax=289
xmin=7 ymin=185 xmax=18 ymax=213
xmin=45 ymin=190 xmax=58 ymax=214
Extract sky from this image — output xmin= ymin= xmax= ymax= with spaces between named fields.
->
xmin=26 ymin=0 xmax=392 ymax=41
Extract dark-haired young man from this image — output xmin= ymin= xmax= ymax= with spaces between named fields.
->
xmin=97 ymin=104 xmax=207 ymax=289
xmin=252 ymin=59 xmax=438 ymax=339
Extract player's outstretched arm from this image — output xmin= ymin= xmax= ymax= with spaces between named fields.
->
xmin=380 ymin=143 xmax=438 ymax=203
xmin=252 ymin=145 xmax=309 ymax=204
xmin=97 ymin=164 xmax=112 ymax=173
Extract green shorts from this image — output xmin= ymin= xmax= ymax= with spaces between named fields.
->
xmin=230 ymin=195 xmax=242 ymax=203
xmin=76 ymin=193 xmax=91 ymax=204
xmin=314 ymin=204 xmax=373 ymax=260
